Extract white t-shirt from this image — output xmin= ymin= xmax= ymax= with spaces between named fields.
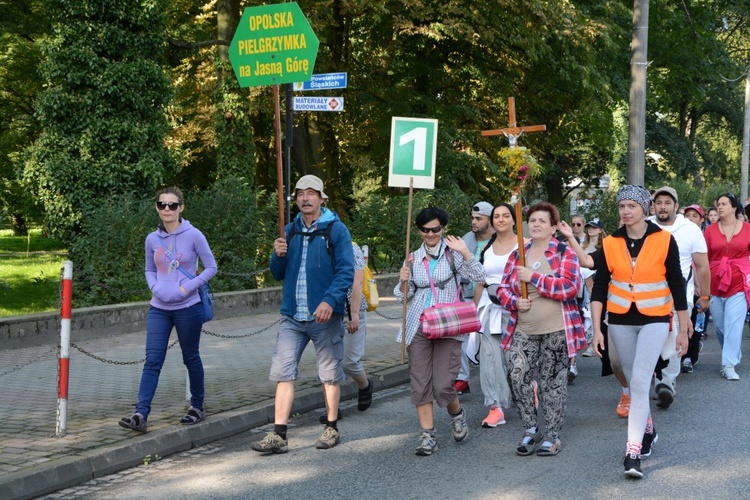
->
xmin=476 ymin=244 xmax=517 ymax=334
xmin=650 ymin=214 xmax=707 ymax=303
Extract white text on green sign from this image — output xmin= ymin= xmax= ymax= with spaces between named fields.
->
xmin=388 ymin=117 xmax=438 ymax=189
xmin=229 ymin=3 xmax=319 ymax=88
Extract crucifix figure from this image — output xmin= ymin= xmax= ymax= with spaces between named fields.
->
xmin=481 ymin=97 xmax=546 ymax=148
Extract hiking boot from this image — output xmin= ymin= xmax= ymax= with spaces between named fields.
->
xmin=180 ymin=406 xmax=205 ymax=425
xmin=655 ymin=384 xmax=674 ymax=409
xmin=451 ymin=407 xmax=469 ymax=442
xmin=315 ymin=426 xmax=340 ymax=449
xmin=722 ymin=365 xmax=740 ymax=381
xmin=481 ymin=406 xmax=506 ymax=428
xmin=616 ymin=393 xmax=630 ymax=418
xmin=454 ymin=380 xmax=470 ymax=395
xmin=358 ymin=378 xmax=374 ymax=411
xmin=641 ymin=428 xmax=658 ymax=458
xmin=681 ymin=359 xmax=693 ymax=373
xmin=119 ymin=413 xmax=147 ymax=433
xmin=624 ymin=453 xmax=643 ymax=478
xmin=318 ymin=410 xmax=343 ymax=424
xmin=250 ymin=431 xmax=289 ymax=454
xmin=415 ymin=431 xmax=438 ymax=456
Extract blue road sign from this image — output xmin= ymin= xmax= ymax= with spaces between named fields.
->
xmin=293 ymin=72 xmax=347 ymax=91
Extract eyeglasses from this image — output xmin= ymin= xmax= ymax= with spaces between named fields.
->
xmin=572 ymin=222 xmax=583 ymax=227
xmin=156 ymin=201 xmax=181 ymax=211
xmin=419 ymin=225 xmax=443 ymax=234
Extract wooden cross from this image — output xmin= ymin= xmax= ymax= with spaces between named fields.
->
xmin=481 ymin=97 xmax=546 ymax=148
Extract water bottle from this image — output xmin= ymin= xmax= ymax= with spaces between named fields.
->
xmin=695 ymin=310 xmax=705 ymax=333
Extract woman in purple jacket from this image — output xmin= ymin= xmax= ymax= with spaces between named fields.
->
xmin=119 ymin=187 xmax=217 ymax=432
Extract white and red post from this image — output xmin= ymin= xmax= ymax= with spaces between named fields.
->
xmin=56 ymin=261 xmax=73 ymax=437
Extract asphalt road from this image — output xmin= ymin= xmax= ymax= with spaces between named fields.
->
xmin=46 ymin=330 xmax=750 ymax=500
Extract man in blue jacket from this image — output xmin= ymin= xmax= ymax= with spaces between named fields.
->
xmin=251 ymin=175 xmax=354 ymax=454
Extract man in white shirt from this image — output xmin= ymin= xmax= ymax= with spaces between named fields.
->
xmin=649 ymin=186 xmax=710 ymax=409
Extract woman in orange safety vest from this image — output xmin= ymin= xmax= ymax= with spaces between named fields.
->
xmin=590 ymin=185 xmax=688 ymax=480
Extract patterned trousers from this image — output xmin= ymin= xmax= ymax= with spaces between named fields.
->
xmin=508 ymin=329 xmax=570 ymax=440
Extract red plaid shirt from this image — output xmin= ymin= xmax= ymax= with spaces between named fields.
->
xmin=497 ymin=238 xmax=587 ymax=358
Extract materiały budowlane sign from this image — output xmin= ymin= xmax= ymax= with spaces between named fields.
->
xmin=229 ymin=2 xmax=319 ymax=88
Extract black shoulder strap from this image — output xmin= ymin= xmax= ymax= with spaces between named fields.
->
xmin=556 ymin=241 xmax=567 ymax=256
xmin=288 ymin=220 xmax=338 ymax=258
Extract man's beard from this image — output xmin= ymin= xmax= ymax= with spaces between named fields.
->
xmin=656 ymin=212 xmax=672 ymax=222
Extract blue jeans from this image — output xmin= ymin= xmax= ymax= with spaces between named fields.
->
xmin=710 ymin=292 xmax=747 ymax=367
xmin=136 ymin=303 xmax=205 ymax=418
xmin=269 ymin=315 xmax=345 ymax=384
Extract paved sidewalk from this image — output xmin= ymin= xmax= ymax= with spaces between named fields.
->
xmin=0 ymin=297 xmax=410 ymax=499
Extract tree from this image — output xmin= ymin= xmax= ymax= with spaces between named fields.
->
xmin=0 ymin=0 xmax=48 ymax=234
xmin=24 ymin=0 xmax=174 ymax=244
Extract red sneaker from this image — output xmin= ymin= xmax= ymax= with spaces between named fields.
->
xmin=454 ymin=380 xmax=470 ymax=395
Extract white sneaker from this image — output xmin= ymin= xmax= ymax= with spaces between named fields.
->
xmin=721 ymin=365 xmax=740 ymax=381
xmin=581 ymin=346 xmax=595 ymax=357
xmin=567 ymin=363 xmax=578 ymax=384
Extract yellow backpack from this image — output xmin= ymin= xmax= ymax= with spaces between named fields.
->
xmin=356 ymin=243 xmax=379 ymax=311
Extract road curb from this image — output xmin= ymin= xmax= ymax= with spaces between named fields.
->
xmin=0 ymin=364 xmax=410 ymax=500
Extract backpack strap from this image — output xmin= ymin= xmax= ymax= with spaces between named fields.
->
xmin=411 ymin=246 xmax=458 ymax=290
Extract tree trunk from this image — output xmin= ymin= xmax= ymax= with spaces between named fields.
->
xmin=216 ymin=0 xmax=240 ymax=85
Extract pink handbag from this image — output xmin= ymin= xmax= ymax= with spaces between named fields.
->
xmin=420 ymin=258 xmax=481 ymax=340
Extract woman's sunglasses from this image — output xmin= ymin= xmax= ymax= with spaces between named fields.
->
xmin=418 ymin=225 xmax=443 ymax=234
xmin=156 ymin=201 xmax=181 ymax=211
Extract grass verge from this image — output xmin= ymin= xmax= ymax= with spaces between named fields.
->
xmin=0 ymin=229 xmax=67 ymax=317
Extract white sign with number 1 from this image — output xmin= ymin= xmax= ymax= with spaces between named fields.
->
xmin=388 ymin=117 xmax=438 ymax=189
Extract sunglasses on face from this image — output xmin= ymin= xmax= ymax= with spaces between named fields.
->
xmin=419 ymin=225 xmax=443 ymax=234
xmin=572 ymin=222 xmax=583 ymax=227
xmin=156 ymin=201 xmax=181 ymax=211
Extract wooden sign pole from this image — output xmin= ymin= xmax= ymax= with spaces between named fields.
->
xmin=273 ymin=85 xmax=285 ymax=238
xmin=400 ymin=177 xmax=414 ymax=364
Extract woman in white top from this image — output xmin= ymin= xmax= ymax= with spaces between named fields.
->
xmin=474 ymin=204 xmax=517 ymax=427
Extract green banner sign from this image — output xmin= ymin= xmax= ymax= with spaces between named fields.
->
xmin=229 ymin=2 xmax=319 ymax=87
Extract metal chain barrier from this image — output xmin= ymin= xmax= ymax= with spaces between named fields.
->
xmin=202 ymin=318 xmax=281 ymax=339
xmin=373 ymin=309 xmax=402 ymax=320
xmin=65 ymin=319 xmax=282 ymax=366
xmin=0 ymin=344 xmax=59 ymax=378
xmin=69 ymin=339 xmax=179 ymax=365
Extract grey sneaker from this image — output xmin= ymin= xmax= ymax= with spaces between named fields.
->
xmin=119 ymin=413 xmax=147 ymax=432
xmin=415 ymin=431 xmax=438 ymax=456
xmin=451 ymin=407 xmax=468 ymax=442
xmin=250 ymin=431 xmax=289 ymax=454
xmin=315 ymin=426 xmax=340 ymax=449
xmin=722 ymin=365 xmax=740 ymax=380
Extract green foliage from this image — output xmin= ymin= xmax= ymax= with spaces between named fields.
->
xmin=349 ymin=188 xmax=475 ymax=272
xmin=68 ymin=180 xmax=280 ymax=307
xmin=23 ymin=0 xmax=174 ymax=246
xmin=0 ymin=253 xmax=62 ymax=317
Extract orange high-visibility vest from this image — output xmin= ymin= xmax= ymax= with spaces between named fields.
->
xmin=603 ymin=230 xmax=674 ymax=316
